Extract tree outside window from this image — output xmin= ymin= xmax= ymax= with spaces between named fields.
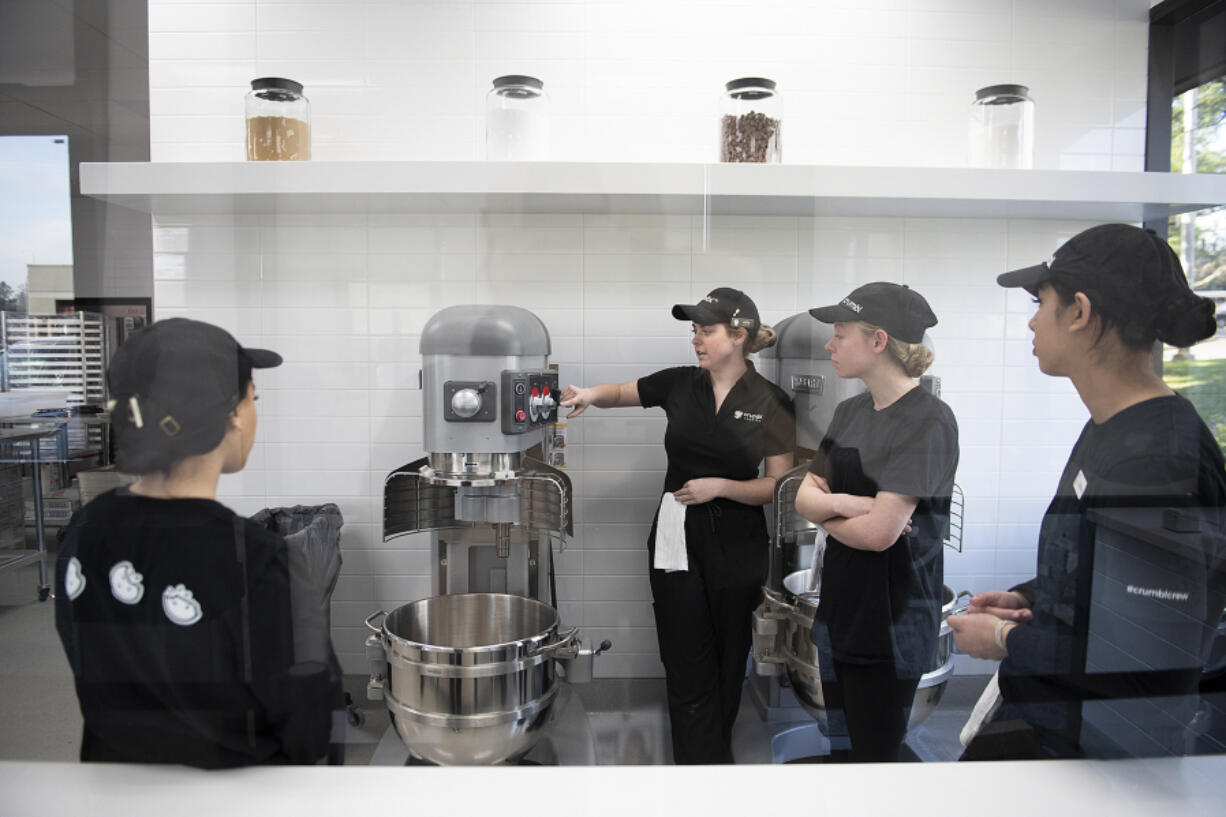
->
xmin=1163 ymin=79 xmax=1226 ymax=454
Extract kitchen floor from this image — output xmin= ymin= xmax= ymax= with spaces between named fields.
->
xmin=0 ymin=558 xmax=983 ymax=766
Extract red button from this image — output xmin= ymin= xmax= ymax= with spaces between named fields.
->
xmin=516 ymin=410 xmax=526 ymax=421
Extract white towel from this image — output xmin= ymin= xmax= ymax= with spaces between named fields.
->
xmin=960 ymin=669 xmax=1004 ymax=747
xmin=654 ymin=492 xmax=688 ymax=572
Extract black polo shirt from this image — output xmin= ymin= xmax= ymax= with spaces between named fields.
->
xmin=638 ymin=362 xmax=795 ymax=494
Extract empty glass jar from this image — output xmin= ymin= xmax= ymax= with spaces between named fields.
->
xmin=720 ymin=77 xmax=782 ymax=163
xmin=485 ymin=75 xmax=549 ymax=161
xmin=245 ymin=77 xmax=311 ymax=161
xmin=968 ymin=84 xmax=1034 ymax=169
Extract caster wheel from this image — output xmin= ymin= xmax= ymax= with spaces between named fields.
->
xmin=347 ymin=707 xmax=365 ymax=728
xmin=38 ymin=586 xmax=50 ymax=602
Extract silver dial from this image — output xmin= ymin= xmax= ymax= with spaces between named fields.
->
xmin=451 ymin=388 xmax=482 ymax=418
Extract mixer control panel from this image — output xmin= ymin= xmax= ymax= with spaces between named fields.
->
xmin=501 ymin=369 xmax=559 ymax=434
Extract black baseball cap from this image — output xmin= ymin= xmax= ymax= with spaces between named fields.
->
xmin=808 ymin=282 xmax=937 ymax=344
xmin=997 ymin=223 xmax=1185 ymax=297
xmin=672 ymin=287 xmax=760 ymax=331
xmin=107 ymin=318 xmax=281 ymax=461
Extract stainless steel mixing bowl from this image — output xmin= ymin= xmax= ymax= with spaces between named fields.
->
xmin=367 ymin=592 xmax=576 ymax=765
xmin=763 ymin=569 xmax=957 ymax=731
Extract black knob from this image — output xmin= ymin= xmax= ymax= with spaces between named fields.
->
xmin=596 ymin=639 xmax=613 ymax=655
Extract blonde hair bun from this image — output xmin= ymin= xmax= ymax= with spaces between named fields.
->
xmin=748 ymin=324 xmax=778 ymax=354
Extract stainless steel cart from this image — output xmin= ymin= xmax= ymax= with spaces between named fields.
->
xmin=0 ymin=424 xmax=72 ymax=601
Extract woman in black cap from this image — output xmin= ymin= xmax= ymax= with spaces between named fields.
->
xmin=950 ymin=224 xmax=1226 ymax=759
xmin=797 ymin=282 xmax=959 ymax=762
xmin=560 ymin=287 xmax=795 ymax=764
xmin=54 ymin=318 xmax=342 ymax=768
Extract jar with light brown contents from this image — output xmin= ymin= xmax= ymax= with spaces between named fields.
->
xmin=245 ymin=77 xmax=311 ymax=161
xmin=719 ymin=77 xmax=781 ymax=163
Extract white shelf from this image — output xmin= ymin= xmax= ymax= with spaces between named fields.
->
xmin=79 ymin=161 xmax=1226 ymax=221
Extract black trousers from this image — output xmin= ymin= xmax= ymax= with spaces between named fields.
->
xmin=824 ymin=658 xmax=920 ymax=763
xmin=648 ymin=502 xmax=766 ymax=765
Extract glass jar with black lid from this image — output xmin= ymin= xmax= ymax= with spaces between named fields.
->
xmin=968 ymin=83 xmax=1034 ymax=169
xmin=245 ymin=77 xmax=311 ymax=161
xmin=485 ymin=75 xmax=549 ymax=161
xmin=720 ymin=77 xmax=782 ymax=163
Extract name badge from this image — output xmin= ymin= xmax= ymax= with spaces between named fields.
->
xmin=1073 ymin=470 xmax=1087 ymax=499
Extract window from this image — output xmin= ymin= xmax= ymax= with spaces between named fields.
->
xmin=0 ymin=135 xmax=71 ymax=314
xmin=1150 ymin=2 xmax=1226 ymax=454
xmin=1164 ymin=79 xmax=1226 ymax=452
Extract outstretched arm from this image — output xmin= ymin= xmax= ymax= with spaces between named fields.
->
xmin=559 ymin=381 xmax=641 ymax=417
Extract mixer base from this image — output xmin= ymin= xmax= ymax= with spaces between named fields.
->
xmin=369 ymin=682 xmax=596 ymax=766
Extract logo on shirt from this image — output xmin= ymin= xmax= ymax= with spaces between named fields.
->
xmin=841 ymin=297 xmax=863 ymax=313
xmin=1126 ymin=585 xmax=1190 ymax=603
xmin=734 ymin=410 xmax=763 ymax=423
xmin=109 ymin=560 xmax=145 ymax=605
xmin=65 ymin=556 xmax=86 ymax=601
xmin=162 ymin=584 xmax=203 ymax=626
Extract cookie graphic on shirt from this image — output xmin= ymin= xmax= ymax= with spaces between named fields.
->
xmin=109 ymin=560 xmax=144 ymax=605
xmin=162 ymin=584 xmax=203 ymax=626
xmin=64 ymin=557 xmax=86 ymax=601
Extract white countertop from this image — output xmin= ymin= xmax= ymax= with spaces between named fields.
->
xmin=6 ymin=755 xmax=1226 ymax=816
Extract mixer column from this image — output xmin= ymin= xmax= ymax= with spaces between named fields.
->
xmin=495 ymin=522 xmax=512 ymax=559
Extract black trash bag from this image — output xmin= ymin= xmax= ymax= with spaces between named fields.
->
xmin=251 ymin=503 xmax=347 ymax=764
xmin=250 ymin=503 xmax=344 ymax=667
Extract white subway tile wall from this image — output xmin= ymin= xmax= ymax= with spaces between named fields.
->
xmin=147 ymin=1 xmax=1148 ymax=676
xmin=149 ymin=0 xmax=1150 ymax=169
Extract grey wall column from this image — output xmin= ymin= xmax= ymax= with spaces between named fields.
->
xmin=0 ymin=0 xmax=152 ymax=302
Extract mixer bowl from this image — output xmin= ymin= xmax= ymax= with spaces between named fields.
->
xmin=370 ymin=593 xmax=575 ymax=765
xmin=771 ymin=569 xmax=956 ymax=731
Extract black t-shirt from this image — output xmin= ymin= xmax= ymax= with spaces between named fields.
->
xmin=637 ymin=362 xmax=795 ymax=494
xmin=999 ymin=395 xmax=1226 ymax=753
xmin=809 ymin=386 xmax=959 ymax=675
xmin=54 ymin=488 xmax=342 ymax=768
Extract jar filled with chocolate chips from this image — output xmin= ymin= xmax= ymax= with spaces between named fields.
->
xmin=720 ymin=77 xmax=781 ymax=163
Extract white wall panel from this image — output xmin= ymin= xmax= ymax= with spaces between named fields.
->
xmin=583 ymin=549 xmax=650 ymax=576
xmin=581 ymin=472 xmax=664 ymax=501
xmin=262 ymin=307 xmax=370 ymax=335
xmin=259 ymin=417 xmax=372 ymax=444
xmin=579 ymin=523 xmax=653 ymax=551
